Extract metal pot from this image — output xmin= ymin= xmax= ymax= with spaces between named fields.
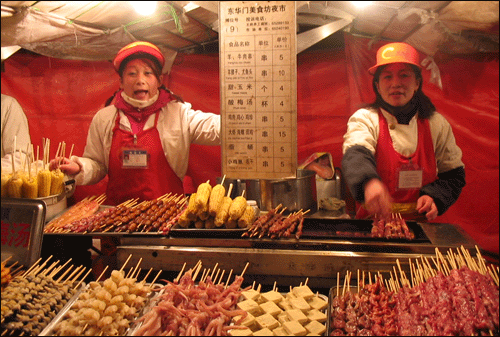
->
xmin=219 ymin=169 xmax=317 ymax=214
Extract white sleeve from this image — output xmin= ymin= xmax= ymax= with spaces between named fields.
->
xmin=1 ymin=95 xmax=32 ymax=174
xmin=185 ymin=102 xmax=221 ymax=145
xmin=429 ymin=112 xmax=464 ymax=173
xmin=342 ymin=108 xmax=379 ymax=155
xmin=72 ymin=107 xmax=115 ymax=185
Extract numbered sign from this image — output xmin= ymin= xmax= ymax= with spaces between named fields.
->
xmin=220 ymin=1 xmax=297 ymax=179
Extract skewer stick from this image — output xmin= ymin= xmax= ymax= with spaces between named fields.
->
xmin=226 ymin=269 xmax=233 ymax=286
xmin=68 ymin=143 xmax=75 ymax=159
xmin=95 ymin=265 xmax=109 ymax=282
xmin=342 ymin=272 xmax=348 ymax=296
xmin=142 ymin=268 xmax=153 ymax=283
xmin=150 ymin=270 xmax=162 ymax=285
xmin=192 ymin=263 xmax=203 ymax=282
xmin=210 ymin=263 xmax=219 ymax=280
xmin=71 ymin=266 xmax=88 ymax=283
xmin=200 ymin=268 xmax=208 ymax=283
xmin=337 ymin=272 xmax=340 ymax=297
xmin=131 ymin=258 xmax=143 ymax=279
xmin=226 ymin=183 xmax=234 ymax=197
xmin=273 ymin=281 xmax=277 ymax=291
xmin=357 ymin=269 xmax=360 ymax=294
xmin=22 ymin=257 xmax=43 ymax=277
xmin=119 ymin=254 xmax=133 ymax=272
xmin=1 ymin=256 xmax=13 ymax=266
xmin=175 ymin=263 xmax=187 ymax=283
xmin=55 ymin=265 xmax=75 ymax=283
xmin=220 ymin=175 xmax=226 ymax=186
xmin=65 ymin=265 xmax=83 ymax=282
xmin=213 ymin=269 xmax=221 ymax=283
xmin=240 ymin=262 xmax=250 ymax=277
xmin=217 ymin=269 xmax=226 ymax=285
xmin=304 ymin=277 xmax=309 ymax=286
xmin=75 ymin=268 xmax=93 ymax=289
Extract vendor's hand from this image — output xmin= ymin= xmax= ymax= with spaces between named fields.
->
xmin=364 ymin=179 xmax=392 ymax=217
xmin=417 ymin=195 xmax=438 ymax=221
xmin=49 ymin=157 xmax=80 ymax=175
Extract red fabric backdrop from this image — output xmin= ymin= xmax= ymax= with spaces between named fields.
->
xmin=1 ymin=34 xmax=498 ymax=254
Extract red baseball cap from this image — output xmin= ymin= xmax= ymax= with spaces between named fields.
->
xmin=113 ymin=41 xmax=165 ymax=72
xmin=368 ymin=42 xmax=422 ymax=75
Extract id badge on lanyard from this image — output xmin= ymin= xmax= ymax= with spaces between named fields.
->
xmin=122 ymin=135 xmax=149 ymax=169
xmin=397 ymin=158 xmax=422 ymax=190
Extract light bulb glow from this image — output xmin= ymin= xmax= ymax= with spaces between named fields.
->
xmin=130 ymin=1 xmax=157 ymax=16
xmin=352 ymin=1 xmax=373 ymax=9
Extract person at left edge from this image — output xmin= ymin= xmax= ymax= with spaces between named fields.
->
xmin=49 ymin=41 xmax=221 ymax=206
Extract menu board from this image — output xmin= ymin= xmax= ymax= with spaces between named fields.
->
xmin=219 ymin=1 xmax=297 ymax=180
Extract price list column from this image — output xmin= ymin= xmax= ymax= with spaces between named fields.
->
xmin=220 ymin=1 xmax=297 ymax=180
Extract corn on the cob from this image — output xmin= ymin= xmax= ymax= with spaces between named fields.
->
xmin=185 ymin=193 xmax=198 ymax=221
xmin=194 ymin=219 xmax=205 ymax=229
xmin=214 ymin=196 xmax=232 ymax=227
xmin=225 ymin=218 xmax=238 ymax=229
xmin=238 ymin=205 xmax=256 ymax=228
xmin=208 ymin=184 xmax=226 ymax=216
xmin=204 ymin=217 xmax=216 ymax=229
xmin=194 ymin=181 xmax=212 ymax=212
xmin=50 ymin=169 xmax=64 ymax=196
xmin=22 ymin=176 xmax=38 ymax=199
xmin=37 ymin=170 xmax=52 ymax=197
xmin=7 ymin=175 xmax=23 ymax=198
xmin=229 ymin=195 xmax=247 ymax=220
xmin=177 ymin=211 xmax=192 ymax=228
xmin=1 ymin=174 xmax=11 ymax=198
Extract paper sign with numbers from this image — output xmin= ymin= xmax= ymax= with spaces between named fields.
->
xmin=219 ymin=1 xmax=297 ymax=180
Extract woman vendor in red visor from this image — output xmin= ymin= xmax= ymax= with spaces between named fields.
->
xmin=50 ymin=41 xmax=221 ymax=205
xmin=342 ymin=42 xmax=465 ymax=221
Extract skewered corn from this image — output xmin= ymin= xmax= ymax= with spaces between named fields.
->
xmin=208 ymin=184 xmax=226 ymax=216
xmin=37 ymin=170 xmax=52 ymax=197
xmin=226 ymin=218 xmax=238 ymax=229
xmin=204 ymin=217 xmax=216 ymax=229
xmin=177 ymin=210 xmax=192 ymax=228
xmin=2 ymin=173 xmax=11 ymax=197
xmin=7 ymin=175 xmax=23 ymax=198
xmin=185 ymin=193 xmax=198 ymax=221
xmin=214 ymin=196 xmax=232 ymax=227
xmin=229 ymin=195 xmax=248 ymax=220
xmin=194 ymin=181 xmax=212 ymax=212
xmin=22 ymin=176 xmax=38 ymax=199
xmin=238 ymin=205 xmax=256 ymax=228
xmin=50 ymin=169 xmax=65 ymax=196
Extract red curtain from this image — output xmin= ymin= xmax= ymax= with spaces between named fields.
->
xmin=2 ymin=34 xmax=498 ymax=254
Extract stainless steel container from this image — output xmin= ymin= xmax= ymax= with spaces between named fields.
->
xmin=219 ymin=169 xmax=317 ymax=214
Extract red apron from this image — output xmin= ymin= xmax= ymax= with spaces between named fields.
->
xmin=356 ymin=110 xmax=437 ymax=219
xmin=105 ymin=110 xmax=184 ymax=206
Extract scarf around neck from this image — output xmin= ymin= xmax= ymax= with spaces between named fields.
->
xmin=114 ymin=88 xmax=173 ymax=123
xmin=379 ymin=95 xmax=419 ymax=125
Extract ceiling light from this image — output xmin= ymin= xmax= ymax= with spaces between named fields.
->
xmin=351 ymin=1 xmax=373 ymax=9
xmin=130 ymin=1 xmax=157 ymax=16
xmin=183 ymin=2 xmax=200 ymax=13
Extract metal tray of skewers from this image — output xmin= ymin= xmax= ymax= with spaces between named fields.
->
xmin=39 ymin=280 xmax=163 ymax=336
xmin=300 ymin=217 xmax=429 ymax=242
xmin=1 ymin=275 xmax=87 ymax=336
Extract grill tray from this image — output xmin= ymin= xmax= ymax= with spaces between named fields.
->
xmin=300 ymin=218 xmax=430 ymax=242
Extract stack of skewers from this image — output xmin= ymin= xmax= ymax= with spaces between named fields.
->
xmin=1 ymin=138 xmax=73 ymax=199
xmin=44 ymin=193 xmax=187 ymax=234
xmin=0 ymin=256 xmax=90 ymax=336
xmin=329 ymin=245 xmax=499 ymax=336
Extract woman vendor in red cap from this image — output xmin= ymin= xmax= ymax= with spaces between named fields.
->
xmin=342 ymin=42 xmax=465 ymax=221
xmin=50 ymin=41 xmax=220 ymax=205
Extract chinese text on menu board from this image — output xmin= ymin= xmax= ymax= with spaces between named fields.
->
xmin=220 ymin=1 xmax=297 ymax=180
